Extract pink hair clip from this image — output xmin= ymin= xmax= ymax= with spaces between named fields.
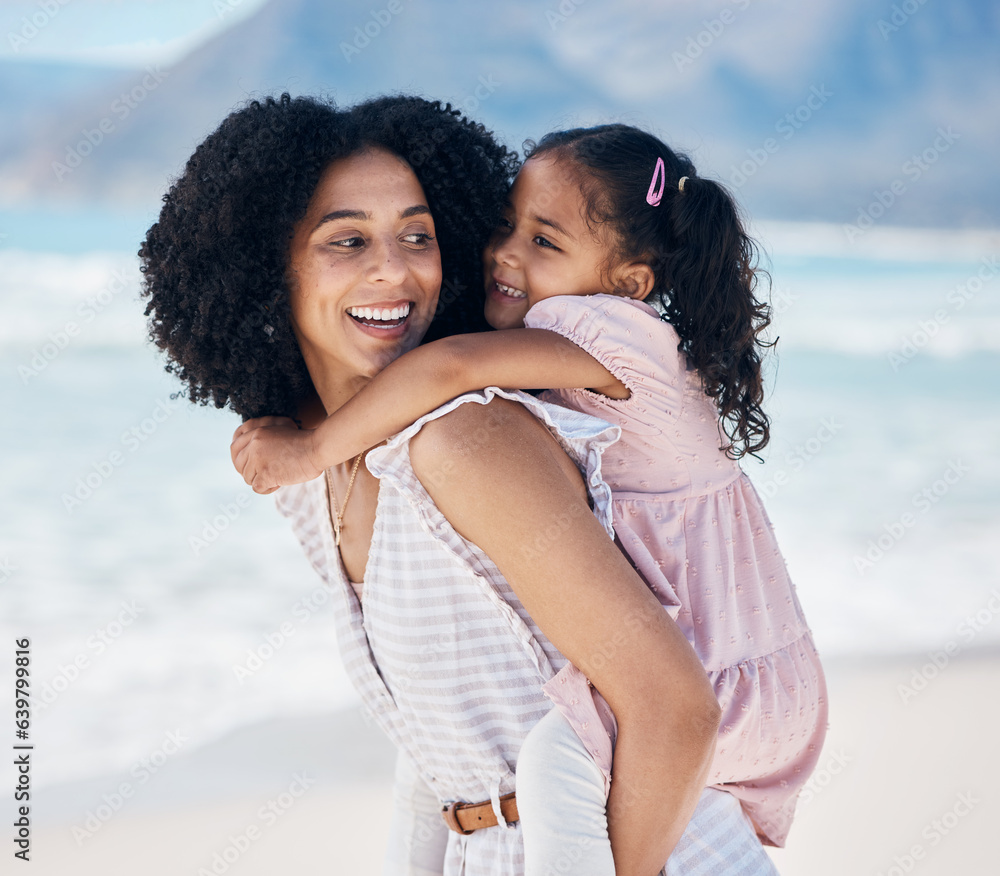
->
xmin=646 ymin=156 xmax=666 ymax=206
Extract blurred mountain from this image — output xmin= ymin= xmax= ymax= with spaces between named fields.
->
xmin=0 ymin=0 xmax=997 ymax=229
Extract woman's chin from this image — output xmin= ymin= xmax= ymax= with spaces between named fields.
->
xmin=349 ymin=327 xmax=426 ymax=377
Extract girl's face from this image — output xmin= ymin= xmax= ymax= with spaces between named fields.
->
xmin=482 ymin=155 xmax=620 ymax=330
xmin=287 ymin=148 xmax=441 ymax=391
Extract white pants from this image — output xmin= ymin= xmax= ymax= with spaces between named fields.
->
xmin=516 ymin=708 xmax=780 ymax=876
xmin=382 ymin=709 xmax=780 ymax=875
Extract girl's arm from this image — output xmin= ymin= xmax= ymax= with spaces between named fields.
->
xmin=409 ymin=398 xmax=720 ymax=876
xmin=232 ymin=329 xmax=626 ymax=493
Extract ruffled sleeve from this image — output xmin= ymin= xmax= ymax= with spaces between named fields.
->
xmin=367 ymin=387 xmax=620 ymax=541
xmin=524 ymin=294 xmax=685 ymax=413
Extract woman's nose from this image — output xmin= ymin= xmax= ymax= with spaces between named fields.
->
xmin=365 ymin=237 xmax=409 ymax=285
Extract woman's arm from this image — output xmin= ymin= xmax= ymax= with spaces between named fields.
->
xmin=408 ymin=397 xmax=721 ymax=876
xmin=231 ymin=329 xmax=626 ymax=494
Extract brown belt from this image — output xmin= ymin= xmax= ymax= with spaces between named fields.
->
xmin=441 ymin=792 xmax=519 ymax=834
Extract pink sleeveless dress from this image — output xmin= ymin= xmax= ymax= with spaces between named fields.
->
xmin=524 ymin=294 xmax=828 ymax=847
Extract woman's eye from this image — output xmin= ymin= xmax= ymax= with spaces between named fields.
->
xmin=329 ymin=236 xmax=364 ymax=249
xmin=402 ymin=232 xmax=434 ymax=246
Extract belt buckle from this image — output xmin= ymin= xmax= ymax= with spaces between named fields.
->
xmin=442 ymin=800 xmax=474 ymax=835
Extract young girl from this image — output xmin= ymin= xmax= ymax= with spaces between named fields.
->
xmin=232 ymin=124 xmax=827 ymax=872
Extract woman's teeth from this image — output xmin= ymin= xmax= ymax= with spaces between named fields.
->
xmin=496 ymin=282 xmax=527 ymax=299
xmin=347 ymin=303 xmax=411 ymax=326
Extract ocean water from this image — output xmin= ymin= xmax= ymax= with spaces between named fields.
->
xmin=2 ymin=232 xmax=998 ymax=787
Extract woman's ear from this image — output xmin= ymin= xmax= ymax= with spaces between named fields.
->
xmin=611 ymin=261 xmax=655 ymax=300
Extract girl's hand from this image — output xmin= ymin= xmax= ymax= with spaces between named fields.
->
xmin=230 ymin=417 xmax=324 ymax=494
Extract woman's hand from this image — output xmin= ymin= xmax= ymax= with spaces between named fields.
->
xmin=230 ymin=417 xmax=324 ymax=494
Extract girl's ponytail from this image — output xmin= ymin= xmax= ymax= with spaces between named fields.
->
xmin=527 ymin=125 xmax=773 ymax=458
xmin=661 ymin=174 xmax=772 ymax=458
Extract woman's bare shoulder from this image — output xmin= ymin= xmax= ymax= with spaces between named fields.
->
xmin=409 ymin=396 xmax=586 ymax=501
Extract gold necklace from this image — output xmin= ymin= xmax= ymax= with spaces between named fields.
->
xmin=326 ymin=452 xmax=365 ymax=547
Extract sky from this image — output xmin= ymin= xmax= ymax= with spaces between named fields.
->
xmin=0 ymin=0 xmax=997 ymax=250
xmin=1 ymin=0 xmax=270 ymax=67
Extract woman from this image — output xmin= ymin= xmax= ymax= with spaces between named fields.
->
xmin=141 ymin=93 xmax=778 ymax=875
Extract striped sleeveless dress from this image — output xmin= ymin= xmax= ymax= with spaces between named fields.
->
xmin=275 ymin=389 xmax=777 ymax=876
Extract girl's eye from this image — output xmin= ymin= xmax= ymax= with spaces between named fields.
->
xmin=495 ymin=217 xmax=514 ymax=234
xmin=533 ymin=235 xmax=558 ymax=250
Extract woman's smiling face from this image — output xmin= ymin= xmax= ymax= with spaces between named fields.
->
xmin=287 ymin=148 xmax=441 ymax=393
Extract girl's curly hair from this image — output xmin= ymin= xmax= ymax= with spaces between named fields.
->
xmin=140 ymin=93 xmax=518 ymax=420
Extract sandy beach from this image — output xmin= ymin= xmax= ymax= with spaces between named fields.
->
xmin=767 ymin=650 xmax=996 ymax=876
xmin=29 ymin=709 xmax=399 ymax=875
xmin=23 ymin=650 xmax=997 ymax=875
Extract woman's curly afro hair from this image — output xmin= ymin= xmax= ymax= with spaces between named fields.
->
xmin=140 ymin=93 xmax=518 ymax=420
